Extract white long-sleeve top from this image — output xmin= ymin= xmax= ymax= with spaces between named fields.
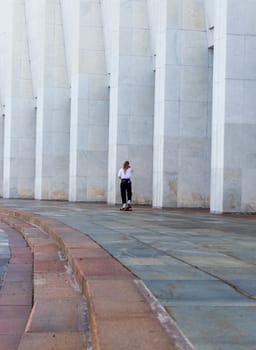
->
xmin=118 ymin=167 xmax=133 ymax=179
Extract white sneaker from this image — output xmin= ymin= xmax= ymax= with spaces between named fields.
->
xmin=120 ymin=203 xmax=126 ymax=211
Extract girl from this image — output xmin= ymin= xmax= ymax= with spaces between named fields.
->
xmin=118 ymin=160 xmax=133 ymax=210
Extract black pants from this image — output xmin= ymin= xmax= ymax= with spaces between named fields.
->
xmin=120 ymin=179 xmax=132 ymax=204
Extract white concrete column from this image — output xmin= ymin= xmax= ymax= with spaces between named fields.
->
xmin=177 ymin=0 xmax=210 ymax=208
xmin=0 ymin=103 xmax=3 ymax=197
xmin=153 ymin=0 xmax=210 ymax=208
xmin=2 ymin=0 xmax=35 ymax=198
xmin=210 ymin=0 xmax=226 ymax=213
xmin=0 ymin=4 xmax=9 ymax=198
xmin=68 ymin=0 xmax=109 ymax=202
xmin=62 ymin=0 xmax=78 ymax=201
xmin=60 ymin=0 xmax=73 ymax=85
xmin=102 ymin=0 xmax=120 ymax=204
xmin=26 ymin=0 xmax=70 ymax=200
xmin=150 ymin=0 xmax=166 ymax=208
xmin=211 ymin=0 xmax=256 ymax=213
xmin=106 ymin=0 xmax=154 ymax=205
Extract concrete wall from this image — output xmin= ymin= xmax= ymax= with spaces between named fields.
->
xmin=0 ymin=0 xmax=254 ymax=213
xmin=67 ymin=0 xmax=109 ymax=202
xmin=211 ymin=0 xmax=256 ymax=213
xmin=105 ymin=0 xmax=154 ymax=205
xmin=2 ymin=0 xmax=35 ymax=199
xmin=152 ymin=0 xmax=211 ymax=208
xmin=30 ymin=0 xmax=70 ymax=200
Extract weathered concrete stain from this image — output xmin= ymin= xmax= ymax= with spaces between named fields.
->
xmin=17 ymin=189 xmax=34 ymax=198
xmin=132 ymin=196 xmax=152 ymax=205
xmin=88 ymin=187 xmax=106 ymax=201
xmin=178 ymin=192 xmax=209 ymax=207
xmin=46 ymin=191 xmax=67 ymax=200
xmin=191 ymin=192 xmax=210 ymax=204
xmin=169 ymin=180 xmax=177 ymax=198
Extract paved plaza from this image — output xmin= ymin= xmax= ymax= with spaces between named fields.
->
xmin=0 ymin=199 xmax=256 ymax=349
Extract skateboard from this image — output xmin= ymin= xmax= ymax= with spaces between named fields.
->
xmin=120 ymin=205 xmax=132 ymax=211
xmin=125 ymin=205 xmax=132 ymax=211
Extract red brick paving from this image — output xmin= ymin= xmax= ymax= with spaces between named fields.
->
xmin=73 ymin=257 xmax=134 ymax=278
xmin=27 ymin=299 xmax=85 ymax=333
xmin=33 ymin=260 xmax=67 ymax=273
xmin=18 ymin=332 xmax=86 ymax=350
xmin=93 ymin=317 xmax=176 ymax=350
xmin=0 ymin=334 xmax=21 ymax=350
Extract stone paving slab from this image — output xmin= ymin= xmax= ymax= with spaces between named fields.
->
xmin=18 ymin=333 xmax=86 ymax=350
xmin=0 ymin=227 xmax=10 ymax=289
xmin=86 ymin=279 xmax=180 ymax=350
xmin=0 ymin=334 xmax=21 ymax=350
xmin=27 ymin=299 xmax=85 ymax=333
xmin=86 ymin=279 xmax=153 ymax=317
xmin=128 ymin=264 xmax=216 ymax=280
xmin=0 ymin=306 xmax=31 ymax=320
xmin=168 ymin=304 xmax=256 ymax=350
xmin=93 ymin=317 xmax=175 ymax=350
xmin=74 ymin=256 xmax=134 ymax=279
xmin=144 ymin=279 xmax=256 ymax=306
xmin=4 ymin=270 xmax=32 ymax=283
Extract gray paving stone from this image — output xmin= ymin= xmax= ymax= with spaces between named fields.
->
xmin=144 ymin=279 xmax=252 ymax=305
xmin=228 ymin=280 xmax=256 ymax=297
xmin=168 ymin=305 xmax=256 ymax=350
xmin=0 ymin=231 xmax=10 ymax=289
xmin=128 ymin=264 xmax=216 ymax=280
xmin=205 ymin=267 xmax=256 ymax=280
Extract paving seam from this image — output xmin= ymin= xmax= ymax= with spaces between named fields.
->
xmin=128 ymin=232 xmax=256 ymax=301
xmin=134 ymin=280 xmax=194 ymax=350
xmin=0 ymin=207 xmax=195 ymax=350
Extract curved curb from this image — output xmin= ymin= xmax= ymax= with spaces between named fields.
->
xmin=0 ymin=207 xmax=194 ymax=350
xmin=0 ymin=214 xmax=88 ymax=350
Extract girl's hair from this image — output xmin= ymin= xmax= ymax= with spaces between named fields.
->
xmin=123 ymin=160 xmax=130 ymax=173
